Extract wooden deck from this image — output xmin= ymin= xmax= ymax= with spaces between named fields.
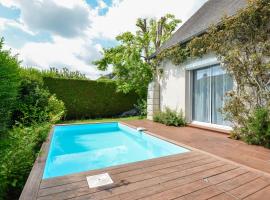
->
xmin=20 ymin=121 xmax=270 ymax=200
xmin=126 ymin=120 xmax=270 ymax=175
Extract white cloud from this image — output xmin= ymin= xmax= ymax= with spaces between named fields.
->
xmin=89 ymin=0 xmax=207 ymax=39
xmin=1 ymin=0 xmax=208 ymax=79
xmin=53 ymin=0 xmax=90 ymax=9
xmin=0 ymin=18 xmax=34 ymax=35
xmin=18 ymin=36 xmax=105 ymax=79
xmin=0 ymin=0 xmax=19 ymax=8
xmin=16 ymin=0 xmax=92 ymax=38
xmin=0 ymin=18 xmax=7 ymax=31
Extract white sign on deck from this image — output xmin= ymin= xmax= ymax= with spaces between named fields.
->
xmin=86 ymin=173 xmax=113 ymax=188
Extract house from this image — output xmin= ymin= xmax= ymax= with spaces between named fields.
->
xmin=147 ymin=0 xmax=248 ymax=130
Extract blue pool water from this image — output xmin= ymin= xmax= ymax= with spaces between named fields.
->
xmin=43 ymin=123 xmax=189 ymax=179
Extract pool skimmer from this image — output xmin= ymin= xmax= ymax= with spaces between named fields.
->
xmin=136 ymin=127 xmax=147 ymax=131
xmin=86 ymin=173 xmax=113 ymax=188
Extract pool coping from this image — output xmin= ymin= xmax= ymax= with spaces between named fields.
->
xmin=19 ymin=121 xmax=270 ymax=199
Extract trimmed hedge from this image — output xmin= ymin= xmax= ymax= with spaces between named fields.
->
xmin=43 ymin=78 xmax=138 ymax=119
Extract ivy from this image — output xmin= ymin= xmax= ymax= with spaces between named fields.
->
xmin=157 ymin=0 xmax=270 ymax=146
xmin=156 ymin=44 xmax=190 ymax=65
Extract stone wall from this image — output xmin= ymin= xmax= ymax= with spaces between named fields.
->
xmin=147 ymin=79 xmax=160 ymax=120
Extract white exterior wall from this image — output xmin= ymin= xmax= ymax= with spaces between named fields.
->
xmin=184 ymin=54 xmax=219 ymax=71
xmin=157 ymin=54 xmax=220 ymax=123
xmin=148 ymin=54 xmax=233 ymax=130
xmin=159 ymin=60 xmax=186 ymax=114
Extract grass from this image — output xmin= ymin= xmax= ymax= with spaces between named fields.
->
xmin=59 ymin=116 xmax=142 ymax=125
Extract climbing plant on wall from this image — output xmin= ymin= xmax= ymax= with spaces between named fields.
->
xmin=157 ymin=0 xmax=270 ymax=147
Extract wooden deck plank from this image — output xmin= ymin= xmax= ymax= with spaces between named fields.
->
xmin=206 ymin=167 xmax=248 ymax=184
xmin=114 ymin=164 xmax=239 ymax=200
xmin=228 ymin=178 xmax=270 ymax=199
xmin=208 ymin=193 xmax=238 ymax=200
xmin=244 ymin=185 xmax=270 ymax=200
xmin=37 ymin=159 xmax=227 ymax=200
xmin=216 ymin=172 xmax=260 ymax=192
xmin=139 ymin=180 xmax=211 ymax=200
xmin=175 ymin=186 xmax=223 ymax=200
xmin=128 ymin=165 xmax=238 ymax=200
xmin=122 ymin=158 xmax=217 ymax=183
xmin=60 ymin=163 xmax=235 ymax=200
xmin=115 ymin=154 xmax=209 ymax=179
xmin=125 ymin=120 xmax=270 ymax=174
xmin=38 ymin=154 xmax=210 ymax=197
xmin=40 ymin=151 xmax=199 ymax=189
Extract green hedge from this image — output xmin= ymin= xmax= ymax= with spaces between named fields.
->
xmin=43 ymin=78 xmax=138 ymax=119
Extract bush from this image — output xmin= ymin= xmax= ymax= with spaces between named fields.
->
xmin=0 ymin=38 xmax=20 ymax=133
xmin=134 ymin=99 xmax=147 ymax=118
xmin=240 ymin=107 xmax=270 ymax=148
xmin=154 ymin=108 xmax=186 ymax=127
xmin=12 ymin=68 xmax=66 ymax=125
xmin=43 ymin=77 xmax=139 ymax=119
xmin=47 ymin=95 xmax=66 ymax=123
xmin=0 ymin=123 xmax=51 ymax=200
xmin=41 ymin=67 xmax=87 ymax=80
xmin=0 ymin=68 xmax=65 ymax=200
xmin=0 ymin=41 xmax=66 ymax=200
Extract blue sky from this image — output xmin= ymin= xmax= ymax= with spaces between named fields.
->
xmin=0 ymin=0 xmax=207 ymax=79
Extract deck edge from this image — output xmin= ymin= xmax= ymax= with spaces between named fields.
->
xmin=19 ymin=126 xmax=54 ymax=200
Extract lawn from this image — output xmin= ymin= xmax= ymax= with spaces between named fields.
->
xmin=59 ymin=116 xmax=142 ymax=125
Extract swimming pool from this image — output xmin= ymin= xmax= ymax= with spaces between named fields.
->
xmin=43 ymin=123 xmax=190 ymax=179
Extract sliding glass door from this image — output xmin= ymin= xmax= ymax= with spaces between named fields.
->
xmin=192 ymin=64 xmax=233 ymax=126
xmin=192 ymin=67 xmax=211 ymax=123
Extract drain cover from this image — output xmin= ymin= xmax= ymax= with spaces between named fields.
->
xmin=86 ymin=173 xmax=114 ymax=188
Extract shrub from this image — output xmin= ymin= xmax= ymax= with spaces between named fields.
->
xmin=0 ymin=68 xmax=66 ymax=199
xmin=154 ymin=108 xmax=186 ymax=127
xmin=43 ymin=77 xmax=139 ymax=119
xmin=47 ymin=95 xmax=66 ymax=123
xmin=134 ymin=99 xmax=147 ymax=118
xmin=0 ymin=123 xmax=51 ymax=200
xmin=240 ymin=107 xmax=270 ymax=148
xmin=0 ymin=42 xmax=66 ymax=200
xmin=12 ymin=68 xmax=66 ymax=125
xmin=41 ymin=67 xmax=87 ymax=80
xmin=0 ymin=38 xmax=20 ymax=134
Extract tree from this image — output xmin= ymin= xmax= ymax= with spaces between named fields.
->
xmin=41 ymin=67 xmax=87 ymax=80
xmin=94 ymin=14 xmax=181 ymax=97
xmin=0 ymin=38 xmax=20 ymax=134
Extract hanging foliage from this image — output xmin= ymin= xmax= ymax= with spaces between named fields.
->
xmin=156 ymin=44 xmax=190 ymax=66
xmin=157 ymin=0 xmax=270 ymax=147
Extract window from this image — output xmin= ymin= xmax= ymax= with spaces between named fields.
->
xmin=192 ymin=64 xmax=233 ymax=126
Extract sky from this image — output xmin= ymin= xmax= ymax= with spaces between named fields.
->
xmin=0 ymin=0 xmax=207 ymax=79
